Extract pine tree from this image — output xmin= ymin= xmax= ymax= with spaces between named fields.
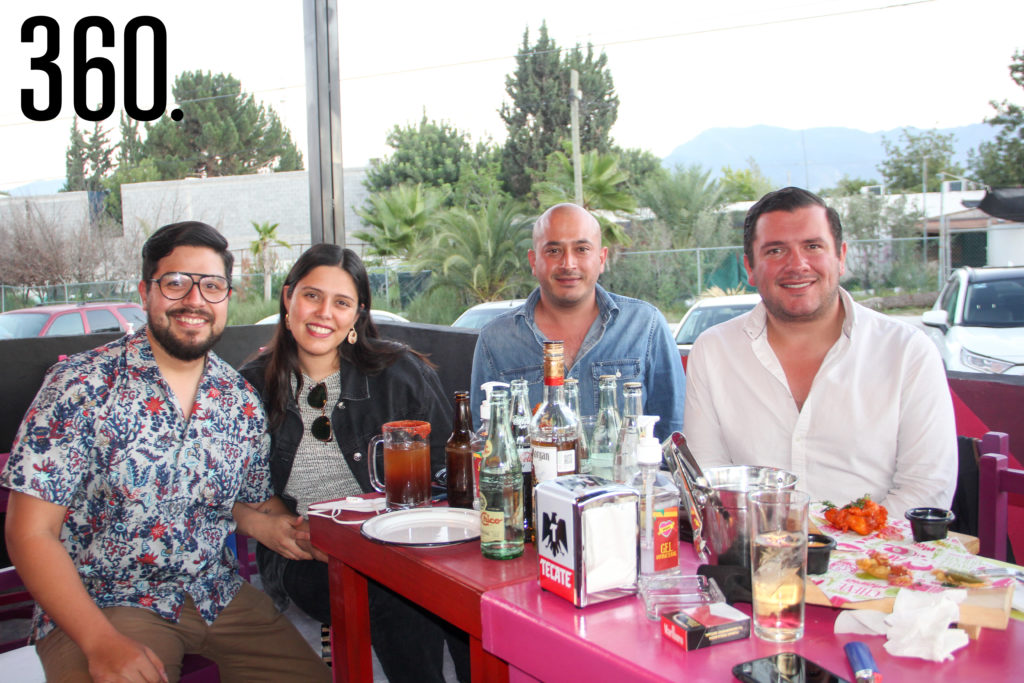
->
xmin=62 ymin=117 xmax=87 ymax=192
xmin=499 ymin=23 xmax=619 ymax=199
xmin=144 ymin=70 xmax=303 ymax=179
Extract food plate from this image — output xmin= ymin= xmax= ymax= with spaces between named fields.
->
xmin=360 ymin=507 xmax=480 ymax=547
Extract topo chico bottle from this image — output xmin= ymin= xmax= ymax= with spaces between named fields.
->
xmin=509 ymin=378 xmax=535 ymax=543
xmin=479 ymin=389 xmax=524 ymax=559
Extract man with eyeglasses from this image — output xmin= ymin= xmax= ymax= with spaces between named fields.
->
xmin=1 ymin=222 xmax=330 ymax=682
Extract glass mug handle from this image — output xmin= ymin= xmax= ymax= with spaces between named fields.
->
xmin=367 ymin=434 xmax=386 ymax=493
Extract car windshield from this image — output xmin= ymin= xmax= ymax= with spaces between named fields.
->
xmin=0 ymin=312 xmax=49 ymax=339
xmin=676 ymin=303 xmax=757 ymax=345
xmin=962 ymin=278 xmax=1024 ymax=328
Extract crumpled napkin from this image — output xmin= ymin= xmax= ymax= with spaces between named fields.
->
xmin=834 ymin=589 xmax=970 ymax=662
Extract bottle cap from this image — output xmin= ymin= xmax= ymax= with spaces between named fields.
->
xmin=636 ymin=435 xmax=662 ymax=465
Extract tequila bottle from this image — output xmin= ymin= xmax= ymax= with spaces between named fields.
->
xmin=530 ymin=341 xmax=579 ymax=485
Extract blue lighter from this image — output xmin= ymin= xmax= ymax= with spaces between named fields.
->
xmin=844 ymin=641 xmax=881 ymax=683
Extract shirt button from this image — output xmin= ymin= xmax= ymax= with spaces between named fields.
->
xmin=353 ymin=452 xmax=363 ymax=461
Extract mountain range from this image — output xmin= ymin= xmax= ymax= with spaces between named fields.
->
xmin=662 ymin=123 xmax=998 ymax=192
xmin=4 ymin=123 xmax=999 ymax=198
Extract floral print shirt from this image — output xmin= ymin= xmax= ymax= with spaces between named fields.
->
xmin=0 ymin=329 xmax=271 ymax=640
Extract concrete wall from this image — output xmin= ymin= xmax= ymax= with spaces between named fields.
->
xmin=0 ymin=191 xmax=92 ymax=230
xmin=120 ymin=169 xmax=372 ymax=268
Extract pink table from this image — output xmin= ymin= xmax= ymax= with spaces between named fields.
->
xmin=481 ymin=555 xmax=1023 ymax=682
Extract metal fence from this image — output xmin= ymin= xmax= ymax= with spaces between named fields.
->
xmin=0 ymin=236 xmax=947 ymax=315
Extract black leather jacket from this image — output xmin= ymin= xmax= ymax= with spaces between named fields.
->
xmin=240 ymin=351 xmax=452 ymax=515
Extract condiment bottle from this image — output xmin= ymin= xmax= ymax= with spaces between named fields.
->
xmin=479 ymin=390 xmax=524 ymax=560
xmin=509 ymin=378 xmax=535 ymax=542
xmin=612 ymin=381 xmax=643 ymax=483
xmin=445 ymin=391 xmax=476 ymax=509
xmin=631 ymin=429 xmax=680 ymax=578
xmin=590 ymin=374 xmax=620 ymax=479
xmin=530 ymin=341 xmax=579 ymax=485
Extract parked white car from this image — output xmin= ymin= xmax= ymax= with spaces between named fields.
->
xmin=674 ymin=293 xmax=761 ymax=368
xmin=451 ymin=299 xmax=526 ymax=329
xmin=921 ymin=266 xmax=1024 ymax=375
xmin=255 ymin=310 xmax=410 ymax=325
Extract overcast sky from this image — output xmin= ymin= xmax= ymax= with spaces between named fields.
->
xmin=2 ymin=0 xmax=1023 ymax=191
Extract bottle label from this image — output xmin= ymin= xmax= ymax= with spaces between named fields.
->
xmin=533 ymin=444 xmax=556 ymax=482
xmin=556 ymin=447 xmax=576 ymax=475
xmin=480 ymin=508 xmax=505 ymax=543
xmin=653 ymin=506 xmax=679 ymax=572
xmin=518 ymin=447 xmax=532 ymax=473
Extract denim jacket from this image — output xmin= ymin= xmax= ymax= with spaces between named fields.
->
xmin=469 ymin=285 xmax=685 ymax=441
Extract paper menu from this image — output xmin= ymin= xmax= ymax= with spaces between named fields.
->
xmin=807 ymin=503 xmax=1015 ymax=607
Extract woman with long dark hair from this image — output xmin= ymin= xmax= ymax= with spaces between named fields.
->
xmin=238 ymin=243 xmax=467 ymax=682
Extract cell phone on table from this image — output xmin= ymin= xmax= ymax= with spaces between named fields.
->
xmin=732 ymin=652 xmax=849 ymax=683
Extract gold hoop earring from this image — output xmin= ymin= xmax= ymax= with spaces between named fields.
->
xmin=347 ymin=328 xmax=358 ymax=344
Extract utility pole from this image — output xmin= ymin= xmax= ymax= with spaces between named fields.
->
xmin=570 ymin=69 xmax=583 ymax=207
xmin=922 ymin=156 xmax=928 ymax=266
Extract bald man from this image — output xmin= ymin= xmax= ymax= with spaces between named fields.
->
xmin=470 ymin=203 xmax=685 ymax=443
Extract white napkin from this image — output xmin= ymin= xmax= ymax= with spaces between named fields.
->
xmin=834 ymin=589 xmax=970 ymax=662
xmin=583 ymin=501 xmax=637 ymax=594
xmin=307 ymin=497 xmax=388 ymax=523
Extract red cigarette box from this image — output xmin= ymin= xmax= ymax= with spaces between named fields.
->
xmin=661 ymin=603 xmax=751 ymax=650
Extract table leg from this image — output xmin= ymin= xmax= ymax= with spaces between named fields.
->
xmin=470 ymin=635 xmax=509 ymax=683
xmin=328 ymin=557 xmax=372 ymax=682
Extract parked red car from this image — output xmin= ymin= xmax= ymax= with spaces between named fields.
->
xmin=0 ymin=302 xmax=146 ymax=339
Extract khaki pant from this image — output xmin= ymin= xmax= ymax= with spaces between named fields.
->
xmin=36 ymin=582 xmax=330 ymax=683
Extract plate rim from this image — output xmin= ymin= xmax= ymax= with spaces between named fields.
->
xmin=359 ymin=507 xmax=481 ymax=547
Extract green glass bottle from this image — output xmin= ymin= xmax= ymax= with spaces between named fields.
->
xmin=479 ymin=390 xmax=524 ymax=559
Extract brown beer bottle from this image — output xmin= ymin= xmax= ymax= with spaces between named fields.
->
xmin=445 ymin=391 xmax=476 ymax=509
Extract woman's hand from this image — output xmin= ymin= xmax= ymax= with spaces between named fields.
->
xmin=233 ymin=499 xmax=314 ymax=561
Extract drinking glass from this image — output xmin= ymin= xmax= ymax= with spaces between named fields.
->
xmin=747 ymin=489 xmax=809 ymax=642
xmin=368 ymin=420 xmax=432 ymax=510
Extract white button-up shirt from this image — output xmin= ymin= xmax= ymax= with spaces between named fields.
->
xmin=683 ymin=289 xmax=957 ymax=516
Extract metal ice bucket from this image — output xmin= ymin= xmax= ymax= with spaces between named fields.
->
xmin=696 ymin=466 xmax=797 ymax=569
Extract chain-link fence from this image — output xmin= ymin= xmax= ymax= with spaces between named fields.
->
xmin=0 ymin=235 xmax=949 ymax=317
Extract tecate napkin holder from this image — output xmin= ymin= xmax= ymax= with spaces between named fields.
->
xmin=535 ymin=475 xmax=639 ymax=608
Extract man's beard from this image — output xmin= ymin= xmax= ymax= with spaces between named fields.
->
xmin=147 ymin=308 xmax=222 ymax=361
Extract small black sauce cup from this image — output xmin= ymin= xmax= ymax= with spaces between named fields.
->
xmin=807 ymin=534 xmax=836 ymax=575
xmin=905 ymin=507 xmax=955 ymax=542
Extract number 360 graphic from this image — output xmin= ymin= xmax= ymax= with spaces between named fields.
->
xmin=21 ymin=15 xmax=177 ymax=123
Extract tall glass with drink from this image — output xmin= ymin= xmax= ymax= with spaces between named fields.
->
xmin=368 ymin=420 xmax=432 ymax=510
xmin=748 ymin=489 xmax=809 ymax=642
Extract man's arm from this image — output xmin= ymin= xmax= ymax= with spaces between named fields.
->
xmin=681 ymin=336 xmax=733 ymax=470
xmin=5 ymin=492 xmax=167 ymax=682
xmin=884 ymin=339 xmax=958 ymax=515
xmin=232 ymin=497 xmax=315 ymax=562
xmin=644 ymin=312 xmax=686 ymax=441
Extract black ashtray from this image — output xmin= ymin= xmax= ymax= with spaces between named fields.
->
xmin=807 ymin=534 xmax=836 ymax=575
xmin=905 ymin=507 xmax=955 ymax=542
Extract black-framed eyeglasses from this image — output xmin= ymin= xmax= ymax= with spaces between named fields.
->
xmin=148 ymin=272 xmax=232 ymax=303
xmin=307 ymin=382 xmax=332 ymax=442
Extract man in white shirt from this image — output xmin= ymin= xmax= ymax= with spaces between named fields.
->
xmin=683 ymin=187 xmax=956 ymax=515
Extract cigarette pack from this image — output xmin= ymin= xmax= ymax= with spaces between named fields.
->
xmin=660 ymin=602 xmax=751 ymax=650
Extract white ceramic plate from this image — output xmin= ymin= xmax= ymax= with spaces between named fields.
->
xmin=360 ymin=507 xmax=480 ymax=547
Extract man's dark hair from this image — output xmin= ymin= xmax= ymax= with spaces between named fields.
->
xmin=743 ymin=187 xmax=843 ymax=264
xmin=141 ymin=221 xmax=233 ymax=282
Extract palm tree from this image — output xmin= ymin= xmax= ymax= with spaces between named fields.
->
xmin=635 ymin=164 xmax=729 ymax=249
xmin=353 ymin=183 xmax=448 ymax=259
xmin=413 ymin=196 xmax=534 ymax=304
xmin=249 ymin=221 xmax=290 ymax=300
xmin=532 ymin=150 xmax=637 ymax=247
